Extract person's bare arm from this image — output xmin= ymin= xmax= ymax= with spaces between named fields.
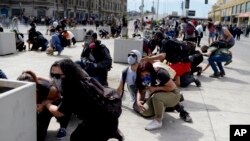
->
xmin=141 ymin=53 xmax=166 ymax=62
xmin=202 ymin=64 xmax=210 ymax=72
xmin=43 ymin=100 xmax=64 ymax=117
xmin=116 ymin=80 xmax=124 ymax=96
xmin=224 ymin=29 xmax=233 ymax=42
xmin=147 ymin=79 xmax=177 ymax=93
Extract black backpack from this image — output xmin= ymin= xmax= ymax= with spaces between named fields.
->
xmin=162 ymin=39 xmax=193 ymax=63
xmin=100 ymin=44 xmax=112 ymax=71
xmin=80 ymin=77 xmax=122 ymax=118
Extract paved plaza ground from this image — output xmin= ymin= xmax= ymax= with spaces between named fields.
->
xmin=1 ymin=24 xmax=250 ymax=141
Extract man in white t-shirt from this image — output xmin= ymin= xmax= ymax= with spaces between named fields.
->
xmin=117 ymin=50 xmax=142 ymax=102
xmin=62 ymin=30 xmax=76 ymax=47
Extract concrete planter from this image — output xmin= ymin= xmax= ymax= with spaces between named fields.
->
xmin=0 ymin=32 xmax=16 ymax=55
xmin=68 ymin=28 xmax=86 ymax=42
xmin=113 ymin=38 xmax=143 ymax=63
xmin=0 ymin=79 xmax=36 ymax=141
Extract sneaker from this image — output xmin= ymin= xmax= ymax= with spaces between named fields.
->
xmin=224 ymin=60 xmax=232 ymax=66
xmin=145 ymin=120 xmax=162 ymax=130
xmin=194 ymin=78 xmax=201 ymax=87
xmin=180 ymin=111 xmax=193 ymax=123
xmin=209 ymin=72 xmax=220 ymax=78
xmin=220 ymin=72 xmax=225 ymax=77
xmin=56 ymin=128 xmax=67 ymax=140
xmin=180 ymin=94 xmax=184 ymax=102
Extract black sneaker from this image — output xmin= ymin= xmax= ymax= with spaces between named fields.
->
xmin=56 ymin=128 xmax=66 ymax=140
xmin=224 ymin=60 xmax=232 ymax=66
xmin=180 ymin=111 xmax=193 ymax=123
xmin=194 ymin=78 xmax=201 ymax=87
xmin=197 ymin=67 xmax=202 ymax=76
xmin=209 ymin=73 xmax=220 ymax=78
xmin=220 ymin=72 xmax=225 ymax=77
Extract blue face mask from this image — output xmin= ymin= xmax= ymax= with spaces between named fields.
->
xmin=128 ymin=56 xmax=136 ymax=65
xmin=142 ymin=75 xmax=152 ymax=86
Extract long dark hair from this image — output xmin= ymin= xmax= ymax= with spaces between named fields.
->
xmin=50 ymin=59 xmax=89 ymax=91
xmin=136 ymin=62 xmax=157 ymax=91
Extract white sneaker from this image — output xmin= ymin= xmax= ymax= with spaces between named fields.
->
xmin=145 ymin=119 xmax=162 ymax=130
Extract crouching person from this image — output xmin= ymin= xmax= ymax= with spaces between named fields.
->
xmin=117 ymin=50 xmax=141 ymax=104
xmin=134 ymin=62 xmax=192 ymax=130
xmin=16 ymin=71 xmax=66 ymax=141
xmin=47 ymin=25 xmax=64 ymax=55
xmin=43 ymin=59 xmax=123 ymax=141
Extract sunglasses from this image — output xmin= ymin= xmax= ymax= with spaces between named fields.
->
xmin=128 ymin=53 xmax=137 ymax=58
xmin=51 ymin=73 xmax=64 ymax=79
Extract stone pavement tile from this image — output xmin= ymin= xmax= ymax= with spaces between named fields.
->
xmin=202 ymin=90 xmax=250 ymax=114
xmin=180 ymin=90 xmax=209 ymax=110
xmin=119 ymin=108 xmax=216 ymax=141
xmin=209 ymin=111 xmax=250 ymax=141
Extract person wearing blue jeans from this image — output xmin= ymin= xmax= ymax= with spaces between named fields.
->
xmin=201 ymin=45 xmax=232 ymax=78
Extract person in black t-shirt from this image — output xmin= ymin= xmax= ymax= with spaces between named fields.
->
xmin=134 ymin=62 xmax=192 ymax=131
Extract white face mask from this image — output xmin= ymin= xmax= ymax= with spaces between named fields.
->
xmin=53 ymin=78 xmax=63 ymax=93
xmin=128 ymin=56 xmax=136 ymax=65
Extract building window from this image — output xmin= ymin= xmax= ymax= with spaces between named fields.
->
xmin=241 ymin=3 xmax=245 ymax=13
xmin=232 ymin=6 xmax=236 ymax=15
xmin=247 ymin=2 xmax=250 ymax=12
xmin=236 ymin=4 xmax=241 ymax=14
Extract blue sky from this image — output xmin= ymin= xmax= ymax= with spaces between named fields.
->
xmin=127 ymin=0 xmax=217 ymax=18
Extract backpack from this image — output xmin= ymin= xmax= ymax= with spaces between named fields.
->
xmin=80 ymin=77 xmax=122 ymax=118
xmin=186 ymin=22 xmax=195 ymax=35
xmin=162 ymin=39 xmax=193 ymax=63
xmin=121 ymin=67 xmax=129 ymax=97
xmin=100 ymin=44 xmax=112 ymax=71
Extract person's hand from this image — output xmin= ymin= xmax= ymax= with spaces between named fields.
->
xmin=37 ymin=104 xmax=44 ymax=113
xmin=42 ymin=99 xmax=52 ymax=106
xmin=141 ymin=56 xmax=149 ymax=62
xmin=137 ymin=100 xmax=145 ymax=113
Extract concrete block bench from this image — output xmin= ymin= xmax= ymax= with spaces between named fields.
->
xmin=0 ymin=79 xmax=36 ymax=141
xmin=113 ymin=38 xmax=143 ymax=63
xmin=68 ymin=28 xmax=86 ymax=42
xmin=0 ymin=32 xmax=16 ymax=55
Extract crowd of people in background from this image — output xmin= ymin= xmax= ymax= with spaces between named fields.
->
xmin=0 ymin=13 xmax=249 ymax=141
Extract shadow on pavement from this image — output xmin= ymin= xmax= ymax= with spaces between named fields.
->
xmin=183 ymin=100 xmax=220 ymax=112
xmin=149 ymin=114 xmax=204 ymax=141
xmin=226 ymin=66 xmax=250 ymax=75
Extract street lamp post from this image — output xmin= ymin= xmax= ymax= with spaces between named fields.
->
xmin=156 ymin=0 xmax=159 ymax=20
xmin=141 ymin=0 xmax=144 ymax=29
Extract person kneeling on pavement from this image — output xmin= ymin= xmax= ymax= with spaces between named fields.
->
xmin=134 ymin=62 xmax=192 ymax=130
xmin=46 ymin=25 xmax=64 ymax=56
xmin=17 ymin=70 xmax=71 ymax=141
xmin=75 ymin=32 xmax=112 ymax=86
